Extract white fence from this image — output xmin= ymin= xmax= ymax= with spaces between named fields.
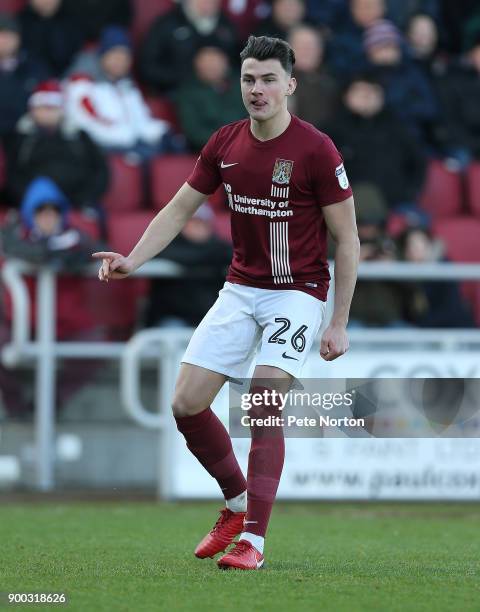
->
xmin=1 ymin=259 xmax=480 ymax=498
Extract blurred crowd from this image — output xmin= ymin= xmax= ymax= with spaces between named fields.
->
xmin=0 ymin=0 xmax=478 ymax=364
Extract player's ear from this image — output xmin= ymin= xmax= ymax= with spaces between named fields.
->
xmin=286 ymin=77 xmax=297 ymax=96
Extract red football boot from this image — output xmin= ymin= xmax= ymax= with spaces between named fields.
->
xmin=194 ymin=508 xmax=246 ymax=559
xmin=217 ymin=539 xmax=265 ymax=570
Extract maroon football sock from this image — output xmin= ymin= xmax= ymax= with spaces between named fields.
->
xmin=245 ymin=386 xmax=285 ymax=537
xmin=175 ymin=407 xmax=247 ymax=501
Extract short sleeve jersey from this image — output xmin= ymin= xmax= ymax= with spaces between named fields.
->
xmin=187 ymin=115 xmax=353 ymax=301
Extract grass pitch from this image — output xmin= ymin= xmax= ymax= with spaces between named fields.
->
xmin=0 ymin=501 xmax=479 ymax=611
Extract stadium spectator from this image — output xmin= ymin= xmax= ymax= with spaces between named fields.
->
xmin=386 ymin=0 xmax=440 ymax=30
xmin=327 ymin=76 xmax=427 ymax=210
xmin=6 ymin=80 xmax=109 ymax=220
xmin=145 ymin=204 xmax=232 ymax=328
xmin=327 ymin=0 xmax=386 ymax=77
xmin=349 ymin=189 xmax=406 ymax=328
xmin=364 ymin=19 xmax=439 ymax=144
xmin=177 ymin=46 xmax=245 ymax=152
xmin=407 ymin=13 xmax=440 ymax=63
xmin=65 ymin=27 xmax=179 ymax=157
xmin=398 ymin=227 xmax=476 ymax=327
xmin=222 ymin=0 xmax=270 ymax=43
xmin=435 ymin=20 xmax=480 ymax=160
xmin=19 ymin=0 xmax=84 ymax=76
xmin=0 ymin=13 xmax=49 ymax=139
xmin=254 ymin=0 xmax=307 ymax=40
xmin=0 ymin=176 xmax=105 ymax=418
xmin=287 ymin=24 xmax=339 ymax=130
xmin=63 ymin=0 xmax=132 ymax=42
xmin=1 ymin=176 xmax=100 ymax=272
xmin=439 ymin=0 xmax=477 ymax=54
xmin=139 ymin=0 xmax=240 ymax=95
xmin=304 ymin=0 xmax=347 ymax=29
xmin=405 ymin=14 xmax=454 ymax=155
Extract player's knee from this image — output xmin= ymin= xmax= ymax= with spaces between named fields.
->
xmin=171 ymin=391 xmax=199 ymax=418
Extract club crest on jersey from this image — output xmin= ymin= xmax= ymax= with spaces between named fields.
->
xmin=272 ymin=159 xmax=294 ymax=185
xmin=335 ymin=163 xmax=350 ymax=190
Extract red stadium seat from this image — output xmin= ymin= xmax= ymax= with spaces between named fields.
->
xmin=432 ymin=216 xmax=480 ymax=326
xmin=144 ymin=95 xmax=180 ymax=133
xmin=85 ymin=212 xmax=156 ymax=337
xmin=432 ymin=217 xmax=480 ymax=263
xmin=131 ymin=0 xmax=174 ymax=44
xmin=0 ymin=0 xmax=26 ymax=13
xmin=102 ymin=155 xmax=144 ymax=213
xmin=465 ymin=162 xmax=480 ymax=218
xmin=150 ymin=154 xmax=198 ymax=210
xmin=419 ymin=160 xmax=463 ymax=219
xmin=107 ymin=211 xmax=155 ymax=254
xmin=70 ymin=211 xmax=101 ymax=240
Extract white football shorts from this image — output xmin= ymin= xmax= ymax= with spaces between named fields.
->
xmin=181 ymin=282 xmax=326 ymax=379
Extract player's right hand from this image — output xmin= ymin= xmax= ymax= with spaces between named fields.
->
xmin=91 ymin=251 xmax=135 ymax=282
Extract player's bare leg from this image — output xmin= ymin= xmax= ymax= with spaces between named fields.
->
xmin=172 ymin=364 xmax=247 ymax=558
xmin=218 ymin=365 xmax=291 ymax=570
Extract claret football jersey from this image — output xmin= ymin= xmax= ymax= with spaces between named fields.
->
xmin=187 ymin=114 xmax=353 ymax=301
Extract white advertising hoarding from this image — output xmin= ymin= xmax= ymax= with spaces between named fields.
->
xmin=170 ymin=351 xmax=480 ymax=500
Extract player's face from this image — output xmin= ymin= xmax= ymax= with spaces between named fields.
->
xmin=240 ymin=58 xmax=296 ymax=123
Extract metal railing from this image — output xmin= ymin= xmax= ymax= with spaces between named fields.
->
xmin=1 ymin=258 xmax=480 ymax=493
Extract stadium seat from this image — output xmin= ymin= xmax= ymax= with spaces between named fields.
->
xmin=432 ymin=216 xmax=480 ymax=326
xmin=70 ymin=211 xmax=101 ymax=240
xmin=419 ymin=160 xmax=463 ymax=219
xmin=0 ymin=0 xmax=26 ymax=13
xmin=102 ymin=155 xmax=144 ymax=213
xmin=144 ymin=95 xmax=180 ymax=133
xmin=432 ymin=217 xmax=480 ymax=263
xmin=131 ymin=0 xmax=174 ymax=44
xmin=465 ymin=162 xmax=480 ymax=218
xmin=150 ymin=154 xmax=198 ymax=210
xmin=107 ymin=211 xmax=155 ymax=254
xmin=85 ymin=212 xmax=156 ymax=337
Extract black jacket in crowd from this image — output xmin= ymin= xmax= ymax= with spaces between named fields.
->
xmin=19 ymin=4 xmax=84 ymax=75
xmin=145 ymin=233 xmax=232 ymax=327
xmin=0 ymin=52 xmax=49 ymax=138
xmin=437 ymin=62 xmax=480 ymax=158
xmin=6 ymin=118 xmax=109 ymax=208
xmin=139 ymin=4 xmax=240 ymax=94
xmin=327 ymin=107 xmax=427 ymax=207
xmin=63 ymin=0 xmax=133 ymax=41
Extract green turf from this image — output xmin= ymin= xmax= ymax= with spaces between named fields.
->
xmin=0 ymin=502 xmax=479 ymax=612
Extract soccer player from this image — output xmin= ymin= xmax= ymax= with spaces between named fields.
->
xmin=93 ymin=36 xmax=359 ymax=570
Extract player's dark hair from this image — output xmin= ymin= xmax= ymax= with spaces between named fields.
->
xmin=240 ymin=35 xmax=295 ymax=75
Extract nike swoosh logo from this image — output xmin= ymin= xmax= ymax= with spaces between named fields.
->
xmin=220 ymin=161 xmax=239 ymax=168
xmin=282 ymin=352 xmax=299 ymax=361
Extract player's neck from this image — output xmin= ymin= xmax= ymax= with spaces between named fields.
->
xmin=249 ymin=110 xmax=292 ymax=142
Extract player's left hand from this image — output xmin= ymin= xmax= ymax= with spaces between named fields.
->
xmin=320 ymin=324 xmax=349 ymax=361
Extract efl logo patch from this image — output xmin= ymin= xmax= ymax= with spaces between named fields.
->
xmin=272 ymin=159 xmax=294 ymax=185
xmin=335 ymin=163 xmax=349 ymax=190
